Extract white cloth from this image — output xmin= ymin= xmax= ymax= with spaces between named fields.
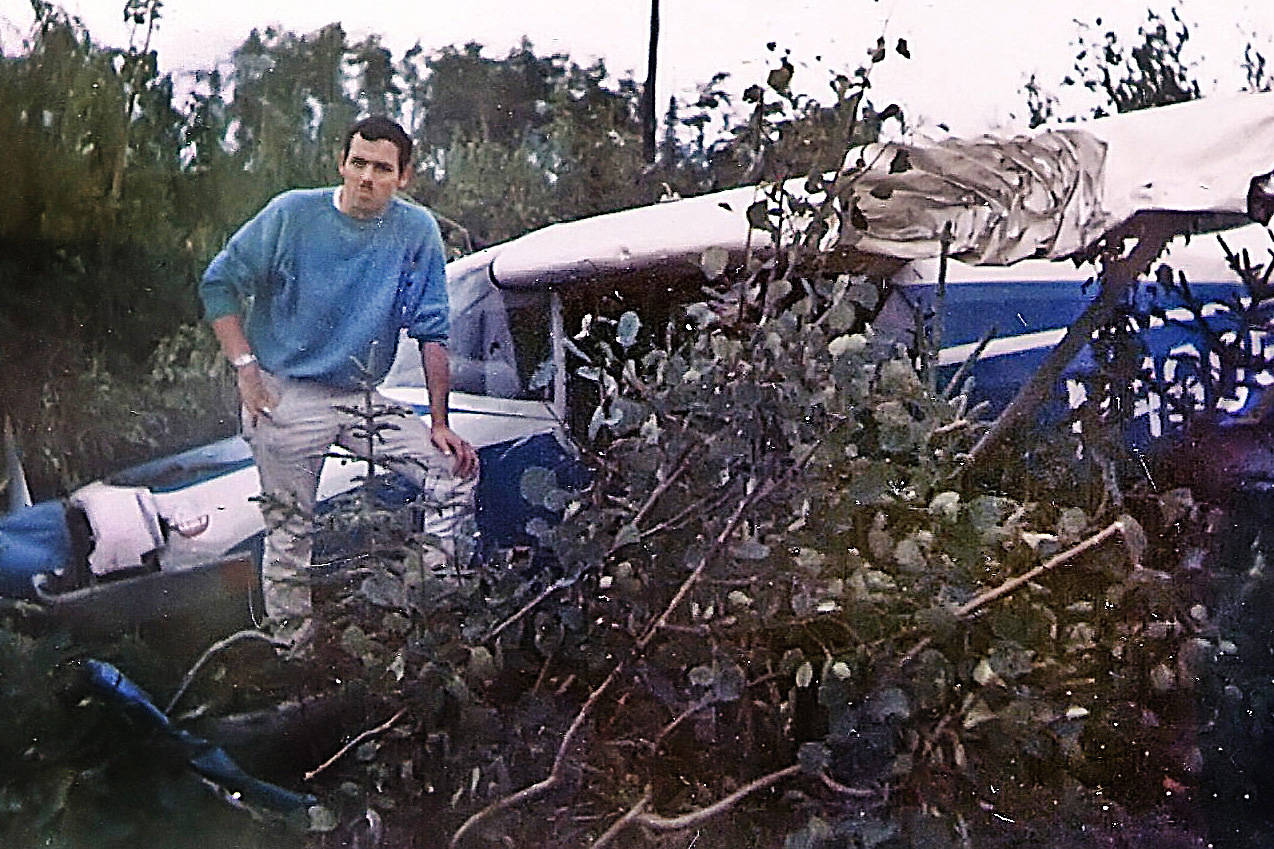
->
xmin=70 ymin=483 xmax=165 ymax=576
xmin=836 ymin=92 xmax=1274 ymax=264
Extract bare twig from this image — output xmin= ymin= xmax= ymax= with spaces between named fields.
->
xmin=638 ymin=478 xmax=777 ymax=651
xmin=628 ymin=440 xmax=710 ymax=531
xmin=431 ymin=209 xmax=474 ymax=254
xmin=900 ymin=518 xmax=1129 ymax=665
xmin=819 ymin=771 xmax=878 ymax=798
xmin=591 ymin=788 xmax=653 ymax=849
xmin=942 ymin=323 xmax=998 ymax=400
xmin=967 ymin=220 xmax=1175 ymax=466
xmin=451 ymin=663 xmax=626 ymax=847
xmin=631 ymin=764 xmax=801 ymax=832
xmin=952 ymin=518 xmax=1126 ymax=618
xmin=532 ymin=650 xmax=555 ymax=695
xmin=305 ymin=707 xmax=408 ymax=782
xmin=652 ymin=696 xmax=712 ymax=751
xmin=484 ymin=578 xmax=571 ymax=644
xmin=639 ymin=489 xmax=736 ymax=541
xmin=165 ymin=629 xmax=278 ymax=716
xmin=933 ymin=418 xmax=978 ymax=436
xmin=926 ymin=221 xmax=954 ymax=398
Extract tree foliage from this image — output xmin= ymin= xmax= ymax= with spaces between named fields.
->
xmin=197 ymin=199 xmax=1237 ymax=848
xmin=1023 ymin=6 xmax=1209 ymax=126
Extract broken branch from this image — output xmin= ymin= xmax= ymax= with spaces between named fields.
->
xmin=591 ymin=788 xmax=653 ymax=849
xmin=165 ymin=629 xmax=278 ymax=716
xmin=902 ymin=518 xmax=1130 ymax=665
xmin=631 ymin=764 xmax=801 ymax=832
xmin=305 ymin=707 xmax=407 ymax=781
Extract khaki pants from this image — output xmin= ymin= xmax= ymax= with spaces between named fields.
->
xmin=243 ymin=371 xmax=477 ymax=623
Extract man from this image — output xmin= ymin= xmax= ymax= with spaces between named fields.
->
xmin=200 ymin=115 xmax=478 ymax=640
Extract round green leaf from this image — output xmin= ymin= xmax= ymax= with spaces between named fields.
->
xmin=795 ymin=661 xmax=814 ymax=689
xmin=309 ymin=805 xmax=339 ymax=833
xmin=616 ymin=311 xmax=641 ymax=348
xmin=700 ymin=246 xmax=730 ymax=280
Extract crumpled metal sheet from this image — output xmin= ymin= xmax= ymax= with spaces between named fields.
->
xmin=834 ymin=92 xmax=1274 ymax=265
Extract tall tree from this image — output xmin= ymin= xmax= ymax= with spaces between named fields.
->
xmin=1025 ymin=7 xmax=1203 ymax=126
xmin=349 ymin=33 xmax=400 ymax=117
xmin=412 ymin=43 xmax=656 ymax=245
xmin=226 ymin=23 xmax=355 ymax=190
xmin=109 ymin=0 xmax=162 ymax=203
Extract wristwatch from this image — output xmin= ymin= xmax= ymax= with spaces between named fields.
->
xmin=230 ymin=353 xmax=258 ymax=369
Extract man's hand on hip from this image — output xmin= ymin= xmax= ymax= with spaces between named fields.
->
xmin=238 ymin=364 xmax=278 ymax=426
xmin=431 ymin=424 xmax=478 ymax=478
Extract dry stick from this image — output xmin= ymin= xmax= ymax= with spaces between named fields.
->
xmin=967 ymin=220 xmax=1175 ymax=467
xmin=449 ymin=662 xmax=626 ymax=848
xmin=900 ymin=518 xmax=1128 ymax=666
xmin=164 ymin=629 xmax=279 ymax=716
xmin=629 ymin=764 xmax=802 ymax=832
xmin=628 ymin=440 xmax=710 ymax=531
xmin=652 ymin=696 xmax=712 ymax=752
xmin=590 ymin=789 xmax=653 ymax=849
xmin=639 ymin=488 xmax=737 ymax=542
xmin=932 ymin=418 xmax=978 ymax=437
xmin=485 ymin=578 xmax=571 ymax=644
xmin=305 ymin=707 xmax=408 ymax=782
xmin=940 ymin=325 xmax=998 ymax=402
xmin=532 ymin=650 xmax=555 ymax=695
xmin=819 ymin=771 xmax=878 ymax=798
xmin=954 ymin=519 xmax=1127 ymax=618
xmin=926 ymin=222 xmax=953 ymax=399
xmin=638 ymin=479 xmax=777 ymax=651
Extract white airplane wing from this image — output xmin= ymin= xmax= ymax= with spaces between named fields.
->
xmin=485 ymin=93 xmax=1274 ymax=290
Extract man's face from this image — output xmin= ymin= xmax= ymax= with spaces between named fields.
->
xmin=338 ymin=134 xmax=411 ymax=219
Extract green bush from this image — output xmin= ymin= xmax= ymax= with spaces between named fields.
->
xmin=262 ymin=255 xmax=1219 ymax=847
xmin=24 ymin=322 xmax=237 ymax=494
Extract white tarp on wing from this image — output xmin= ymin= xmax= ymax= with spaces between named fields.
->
xmin=838 ymin=92 xmax=1274 ymax=265
xmin=488 ymin=93 xmax=1274 ymax=290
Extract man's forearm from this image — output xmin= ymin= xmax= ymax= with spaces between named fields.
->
xmin=421 ymin=341 xmax=451 ymax=429
xmin=211 ymin=314 xmax=252 ymax=361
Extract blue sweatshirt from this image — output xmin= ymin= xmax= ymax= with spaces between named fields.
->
xmin=200 ymin=188 xmax=449 ymax=389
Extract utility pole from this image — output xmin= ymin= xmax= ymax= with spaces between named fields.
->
xmin=641 ymin=0 xmax=660 ymax=164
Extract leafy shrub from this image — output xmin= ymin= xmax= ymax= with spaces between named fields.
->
xmin=263 ymin=250 xmax=1221 ymax=848
xmin=24 ymin=322 xmax=237 ymax=494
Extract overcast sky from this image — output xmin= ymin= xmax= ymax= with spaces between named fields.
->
xmin=1 ymin=0 xmax=1271 ymax=135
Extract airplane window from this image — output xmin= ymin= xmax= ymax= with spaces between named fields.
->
xmin=383 ymin=261 xmax=549 ymax=400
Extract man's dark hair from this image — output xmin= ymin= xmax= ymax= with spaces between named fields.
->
xmin=343 ymin=115 xmax=413 ymax=174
